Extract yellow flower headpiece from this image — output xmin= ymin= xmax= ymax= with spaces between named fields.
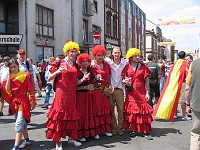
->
xmin=63 ymin=40 xmax=80 ymax=54
xmin=126 ymin=48 xmax=141 ymax=59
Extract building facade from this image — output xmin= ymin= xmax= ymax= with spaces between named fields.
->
xmin=0 ymin=0 xmax=146 ymax=62
xmin=119 ymin=0 xmax=146 ymax=57
xmin=0 ymin=0 xmax=105 ymax=63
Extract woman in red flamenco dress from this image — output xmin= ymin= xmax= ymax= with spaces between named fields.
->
xmin=122 ymin=48 xmax=154 ymax=140
xmin=76 ymin=53 xmax=97 ymax=141
xmin=45 ymin=41 xmax=81 ymax=150
xmin=90 ymin=45 xmax=114 ymax=139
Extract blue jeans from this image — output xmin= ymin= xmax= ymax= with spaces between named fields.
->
xmin=160 ymin=77 xmax=166 ymax=92
xmin=44 ymin=83 xmax=52 ymax=106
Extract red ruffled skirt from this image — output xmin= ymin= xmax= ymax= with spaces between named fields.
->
xmin=92 ymin=90 xmax=113 ymax=134
xmin=76 ymin=91 xmax=96 ymax=138
xmin=45 ymin=103 xmax=80 ymax=142
xmin=123 ymin=100 xmax=153 ymax=133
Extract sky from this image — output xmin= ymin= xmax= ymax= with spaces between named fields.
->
xmin=134 ymin=0 xmax=200 ymax=52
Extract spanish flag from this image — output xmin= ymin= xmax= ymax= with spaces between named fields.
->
xmin=153 ymin=59 xmax=188 ymax=121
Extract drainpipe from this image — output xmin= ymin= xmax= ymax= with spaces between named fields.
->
xmin=71 ymin=0 xmax=74 ymax=41
xmin=25 ymin=0 xmax=28 ymax=55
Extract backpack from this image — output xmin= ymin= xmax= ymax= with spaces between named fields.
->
xmin=25 ymin=61 xmax=30 ymax=71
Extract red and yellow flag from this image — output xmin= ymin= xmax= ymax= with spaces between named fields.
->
xmin=153 ymin=59 xmax=188 ymax=121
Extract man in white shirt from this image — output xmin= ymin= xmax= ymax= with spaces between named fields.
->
xmin=17 ymin=50 xmax=35 ymax=88
xmin=27 ymin=57 xmax=42 ymax=97
xmin=0 ymin=56 xmax=10 ymax=116
xmin=105 ymin=47 xmax=128 ymax=136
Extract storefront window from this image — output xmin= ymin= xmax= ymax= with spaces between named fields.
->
xmin=36 ymin=46 xmax=54 ymax=63
xmin=44 ymin=47 xmax=53 ymax=62
xmin=0 ymin=46 xmax=19 ymax=59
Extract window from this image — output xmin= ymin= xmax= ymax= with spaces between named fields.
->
xmin=0 ymin=1 xmax=19 ymax=34
xmin=106 ymin=11 xmax=112 ymax=36
xmin=106 ymin=0 xmax=111 ymax=7
xmin=36 ymin=5 xmax=54 ymax=37
xmin=128 ymin=1 xmax=132 ymax=14
xmin=93 ymin=1 xmax=98 ymax=13
xmin=113 ymin=14 xmax=118 ymax=38
xmin=83 ymin=19 xmax=88 ymax=42
xmin=36 ymin=46 xmax=54 ymax=63
xmin=112 ymin=0 xmax=117 ymax=11
xmin=0 ymin=2 xmax=5 ymax=33
xmin=0 ymin=46 xmax=19 ymax=59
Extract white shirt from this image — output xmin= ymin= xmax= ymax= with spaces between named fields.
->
xmin=0 ymin=65 xmax=9 ymax=84
xmin=32 ymin=64 xmax=39 ymax=83
xmin=45 ymin=65 xmax=53 ymax=84
xmin=105 ymin=57 xmax=128 ymax=89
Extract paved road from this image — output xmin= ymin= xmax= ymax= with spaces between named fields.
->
xmin=0 ymin=92 xmax=192 ymax=150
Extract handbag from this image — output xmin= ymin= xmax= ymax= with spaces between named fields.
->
xmin=125 ymin=84 xmax=132 ymax=92
xmin=125 ymin=63 xmax=139 ymax=93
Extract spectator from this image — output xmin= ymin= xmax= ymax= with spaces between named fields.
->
xmin=17 ymin=50 xmax=34 ymax=87
xmin=76 ymin=53 xmax=96 ymax=141
xmin=153 ymin=51 xmax=189 ymax=120
xmin=105 ymin=46 xmax=128 ymax=136
xmin=0 ymin=56 xmax=10 ymax=116
xmin=122 ymin=48 xmax=153 ymax=140
xmin=185 ymin=57 xmax=200 ymax=150
xmin=41 ymin=57 xmax=55 ymax=109
xmin=147 ymin=54 xmax=161 ymax=107
xmin=90 ymin=45 xmax=113 ymax=139
xmin=27 ymin=57 xmax=42 ymax=98
xmin=45 ymin=41 xmax=82 ymax=150
xmin=1 ymin=59 xmax=36 ymax=150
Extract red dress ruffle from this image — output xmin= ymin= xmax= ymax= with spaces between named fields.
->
xmin=122 ymin=64 xmax=153 ymax=134
xmin=77 ymin=91 xmax=96 ymax=138
xmin=92 ymin=90 xmax=114 ymax=134
xmin=45 ymin=60 xmax=80 ymax=142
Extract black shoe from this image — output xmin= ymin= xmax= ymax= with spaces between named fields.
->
xmin=130 ymin=131 xmax=136 ymax=138
xmin=0 ymin=112 xmax=3 ymax=116
xmin=144 ymin=134 xmax=153 ymax=140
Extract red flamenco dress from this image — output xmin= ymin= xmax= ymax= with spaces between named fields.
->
xmin=122 ymin=63 xmax=153 ymax=134
xmin=1 ymin=72 xmax=36 ymax=123
xmin=90 ymin=62 xmax=113 ymax=134
xmin=45 ymin=60 xmax=80 ymax=142
xmin=76 ymin=67 xmax=96 ymax=138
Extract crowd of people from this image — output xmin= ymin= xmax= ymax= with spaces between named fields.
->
xmin=0 ymin=41 xmax=199 ymax=150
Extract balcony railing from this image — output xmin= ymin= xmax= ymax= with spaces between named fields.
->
xmin=82 ymin=0 xmax=94 ymax=16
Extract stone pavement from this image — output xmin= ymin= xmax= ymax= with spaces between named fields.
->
xmin=0 ymin=91 xmax=192 ymax=150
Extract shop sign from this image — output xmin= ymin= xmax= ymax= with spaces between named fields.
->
xmin=0 ymin=35 xmax=23 ymax=45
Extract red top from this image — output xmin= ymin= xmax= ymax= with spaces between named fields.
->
xmin=90 ymin=62 xmax=111 ymax=87
xmin=1 ymin=72 xmax=36 ymax=122
xmin=122 ymin=63 xmax=151 ymax=102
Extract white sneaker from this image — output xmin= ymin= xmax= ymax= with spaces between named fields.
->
xmin=105 ymin=132 xmax=112 ymax=137
xmin=78 ymin=137 xmax=86 ymax=142
xmin=93 ymin=134 xmax=100 ymax=140
xmin=19 ymin=140 xmax=31 ymax=149
xmin=68 ymin=139 xmax=82 ymax=147
xmin=174 ymin=115 xmax=178 ymax=119
xmin=182 ymin=116 xmax=192 ymax=121
xmin=56 ymin=142 xmax=63 ymax=150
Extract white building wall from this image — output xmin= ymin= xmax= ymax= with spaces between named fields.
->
xmin=17 ymin=0 xmax=105 ymax=63
xmin=18 ymin=0 xmax=71 ymax=63
xmin=91 ymin=0 xmax=104 ymax=45
xmin=72 ymin=0 xmax=104 ymax=48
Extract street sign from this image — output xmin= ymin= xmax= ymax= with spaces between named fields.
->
xmin=93 ymin=31 xmax=101 ymax=40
